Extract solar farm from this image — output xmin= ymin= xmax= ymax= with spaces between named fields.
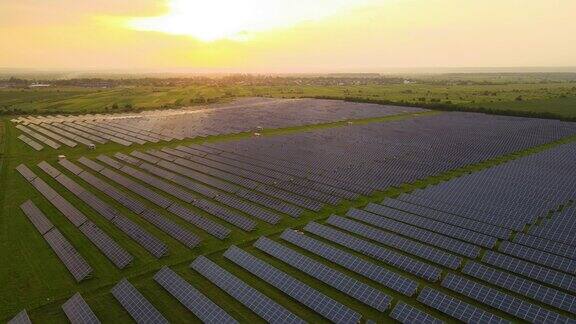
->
xmin=1 ymin=97 xmax=576 ymax=323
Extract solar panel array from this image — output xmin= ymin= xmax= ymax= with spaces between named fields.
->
xmin=417 ymin=288 xmax=509 ymax=324
xmin=442 ymin=274 xmax=572 ymax=323
xmin=280 ymin=229 xmax=419 ymax=296
xmin=254 ymin=237 xmax=392 ymax=312
xmin=13 ymin=98 xmax=425 ymax=150
xmin=19 ymin=199 xmax=92 ymax=282
xmin=153 ymin=267 xmax=238 ymax=323
xmin=61 ymin=293 xmax=100 ymax=324
xmin=111 ymin=279 xmax=168 ymax=324
xmin=36 ymin=160 xmax=166 ymax=259
xmin=57 ymin=159 xmax=201 ymax=249
xmin=190 ymin=256 xmax=306 ymax=324
xmin=76 ymin=156 xmax=231 ymax=240
xmin=304 ymin=221 xmax=442 ymax=282
xmin=10 ymin=101 xmax=576 ymax=322
xmin=390 ymin=302 xmax=443 ymax=324
xmin=224 ymin=246 xmax=362 ymax=323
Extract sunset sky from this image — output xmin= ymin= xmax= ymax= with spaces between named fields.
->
xmin=0 ymin=0 xmax=574 ymax=72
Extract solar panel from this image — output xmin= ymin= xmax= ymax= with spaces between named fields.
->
xmin=442 ymin=274 xmax=571 ymax=323
xmin=18 ymin=134 xmax=43 ymax=151
xmin=111 ymin=279 xmax=168 ymax=324
xmin=483 ymin=251 xmax=576 ymax=293
xmin=61 ymin=293 xmax=100 ymax=324
xmin=215 ymin=193 xmax=281 ymax=224
xmin=7 ymin=310 xmax=31 ymax=324
xmin=78 ymin=222 xmax=133 ymax=269
xmin=463 ymin=261 xmax=576 ymax=315
xmin=37 ymin=160 xmax=167 ymax=258
xmin=304 ymin=221 xmax=441 ymax=282
xmin=417 ymin=287 xmax=508 ymax=324
xmin=498 ymin=241 xmax=576 ymax=275
xmin=364 ymin=203 xmax=497 ymax=248
xmin=223 ymin=246 xmax=362 ymax=324
xmin=16 ymin=164 xmax=38 ymax=181
xmin=167 ymin=203 xmax=231 ymax=239
xmin=20 ymin=200 xmax=53 ymax=235
xmin=254 ymin=237 xmax=391 ymax=312
xmin=390 ymin=302 xmax=443 ymax=324
xmin=140 ymin=210 xmax=201 ymax=249
xmin=190 ymin=256 xmax=305 ymax=324
xmin=153 ymin=267 xmax=237 ymax=323
xmin=513 ymin=233 xmax=576 ymax=260
xmin=111 ymin=215 xmax=168 ymax=258
xmin=280 ymin=229 xmax=419 ymax=296
xmin=44 ymin=229 xmax=93 ymax=282
xmin=346 ymin=208 xmax=480 ymax=258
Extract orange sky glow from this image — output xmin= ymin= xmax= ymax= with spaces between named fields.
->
xmin=0 ymin=0 xmax=574 ymax=72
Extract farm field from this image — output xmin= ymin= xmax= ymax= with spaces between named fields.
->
xmin=1 ymin=98 xmax=576 ymax=323
xmin=2 ymin=79 xmax=576 ymax=119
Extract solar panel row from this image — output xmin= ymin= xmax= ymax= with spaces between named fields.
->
xmin=346 ymin=208 xmax=480 ymax=258
xmin=304 ymin=221 xmax=442 ymax=282
xmin=111 ymin=279 xmax=168 ymax=324
xmin=463 ymin=261 xmax=576 ymax=314
xmin=280 ymin=229 xmax=419 ymax=296
xmin=442 ymin=274 xmax=572 ymax=323
xmin=190 ymin=256 xmax=305 ymax=324
xmin=77 ymin=157 xmax=230 ymax=240
xmin=153 ymin=267 xmax=238 ymax=323
xmin=390 ymin=302 xmax=443 ymax=324
xmin=224 ymin=246 xmax=362 ymax=323
xmin=417 ymin=287 xmax=509 ymax=324
xmin=254 ymin=237 xmax=392 ymax=312
xmin=19 ymin=200 xmax=93 ymax=282
xmin=61 ymin=293 xmax=100 ymax=324
xmin=17 ymin=134 xmax=43 ymax=151
xmin=37 ymin=160 xmax=167 ymax=259
xmin=326 ymin=215 xmax=461 ymax=269
xmin=57 ymin=159 xmax=201 ymax=249
xmin=97 ymin=155 xmax=256 ymax=231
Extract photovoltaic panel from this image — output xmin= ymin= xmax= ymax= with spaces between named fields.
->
xmin=20 ymin=200 xmax=53 ymax=235
xmin=7 ymin=310 xmax=31 ymax=324
xmin=78 ymin=222 xmax=133 ymax=269
xmin=441 ymin=274 xmax=572 ymax=323
xmin=498 ymin=241 xmax=576 ymax=275
xmin=390 ymin=302 xmax=443 ymax=324
xmin=280 ymin=229 xmax=419 ymax=296
xmin=417 ymin=287 xmax=509 ymax=324
xmin=153 ymin=267 xmax=238 ymax=324
xmin=463 ymin=261 xmax=576 ymax=315
xmin=223 ymin=246 xmax=362 ymax=324
xmin=18 ymin=134 xmax=43 ymax=151
xmin=513 ymin=233 xmax=576 ymax=260
xmin=190 ymin=256 xmax=305 ymax=324
xmin=38 ymin=160 xmax=168 ymax=258
xmin=364 ymin=203 xmax=497 ymax=248
xmin=254 ymin=237 xmax=392 ymax=312
xmin=346 ymin=208 xmax=480 ymax=258
xmin=111 ymin=215 xmax=168 ymax=258
xmin=16 ymin=164 xmax=38 ymax=181
xmin=44 ymin=229 xmax=93 ymax=282
xmin=304 ymin=221 xmax=442 ymax=282
xmin=61 ymin=293 xmax=100 ymax=324
xmin=111 ymin=279 xmax=168 ymax=324
xmin=482 ymin=251 xmax=576 ymax=293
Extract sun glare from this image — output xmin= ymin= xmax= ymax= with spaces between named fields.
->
xmin=127 ymin=0 xmax=372 ymax=42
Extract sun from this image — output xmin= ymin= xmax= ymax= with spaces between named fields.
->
xmin=127 ymin=0 xmax=373 ymax=42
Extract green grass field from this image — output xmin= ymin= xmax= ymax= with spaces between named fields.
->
xmin=1 ymin=105 xmax=576 ymax=323
xmin=2 ymin=81 xmax=576 ymax=119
